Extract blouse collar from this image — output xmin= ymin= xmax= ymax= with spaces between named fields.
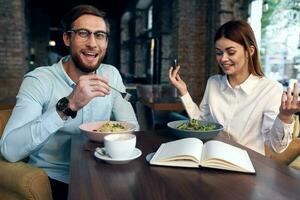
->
xmin=221 ymin=74 xmax=263 ymax=95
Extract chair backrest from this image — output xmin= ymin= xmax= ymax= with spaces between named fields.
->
xmin=0 ymin=109 xmax=12 ymax=137
xmin=135 ymin=84 xmax=179 ymax=130
xmin=136 ymin=84 xmax=153 ymax=99
xmin=293 ymin=115 xmax=300 ymax=138
xmin=135 ymin=101 xmax=154 ymax=131
xmin=136 ymin=84 xmax=178 ymax=99
xmin=160 ymin=84 xmax=178 ymax=98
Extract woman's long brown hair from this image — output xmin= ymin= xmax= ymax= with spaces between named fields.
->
xmin=214 ymin=20 xmax=264 ymax=77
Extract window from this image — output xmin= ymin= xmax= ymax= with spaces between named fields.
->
xmin=249 ymin=0 xmax=300 ymax=89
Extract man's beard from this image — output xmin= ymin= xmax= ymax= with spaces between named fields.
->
xmin=71 ymin=52 xmax=104 ymax=73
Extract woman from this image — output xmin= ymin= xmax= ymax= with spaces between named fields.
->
xmin=169 ymin=20 xmax=300 ymax=155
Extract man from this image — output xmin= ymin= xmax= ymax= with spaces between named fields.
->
xmin=0 ymin=5 xmax=138 ymax=199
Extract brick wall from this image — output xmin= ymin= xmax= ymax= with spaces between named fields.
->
xmin=0 ymin=0 xmax=27 ymax=98
xmin=220 ymin=0 xmax=249 ymax=24
xmin=175 ymin=0 xmax=208 ymax=104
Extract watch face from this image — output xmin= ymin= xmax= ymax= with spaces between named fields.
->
xmin=56 ymin=97 xmax=69 ymax=111
xmin=56 ymin=97 xmax=77 ymax=118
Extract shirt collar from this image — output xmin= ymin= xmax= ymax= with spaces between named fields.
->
xmin=58 ymin=56 xmax=76 ymax=88
xmin=221 ymin=74 xmax=262 ymax=95
xmin=240 ymin=74 xmax=262 ymax=95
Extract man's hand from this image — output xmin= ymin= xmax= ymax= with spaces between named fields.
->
xmin=67 ymin=74 xmax=110 ymax=111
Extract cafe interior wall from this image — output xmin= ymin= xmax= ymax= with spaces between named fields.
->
xmin=0 ymin=0 xmax=27 ymax=99
xmin=0 ymin=0 xmax=250 ymax=102
xmin=121 ymin=0 xmax=250 ymax=104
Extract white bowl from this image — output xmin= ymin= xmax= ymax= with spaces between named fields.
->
xmin=79 ymin=121 xmax=136 ymax=142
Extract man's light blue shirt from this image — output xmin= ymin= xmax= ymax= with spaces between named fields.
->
xmin=0 ymin=58 xmax=139 ymax=183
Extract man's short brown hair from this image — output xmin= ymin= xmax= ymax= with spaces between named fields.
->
xmin=61 ymin=5 xmax=110 ymax=34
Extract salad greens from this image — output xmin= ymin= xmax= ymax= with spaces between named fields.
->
xmin=177 ymin=119 xmax=217 ymax=131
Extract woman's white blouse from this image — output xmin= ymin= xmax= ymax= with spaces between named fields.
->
xmin=181 ymin=74 xmax=294 ymax=155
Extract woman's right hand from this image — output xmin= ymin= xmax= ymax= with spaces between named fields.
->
xmin=169 ymin=65 xmax=188 ymax=96
xmin=278 ymin=82 xmax=300 ymax=124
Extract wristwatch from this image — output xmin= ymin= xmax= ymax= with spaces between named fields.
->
xmin=56 ymin=97 xmax=77 ymax=119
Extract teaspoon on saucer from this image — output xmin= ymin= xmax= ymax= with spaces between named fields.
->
xmin=95 ymin=147 xmax=111 ymax=158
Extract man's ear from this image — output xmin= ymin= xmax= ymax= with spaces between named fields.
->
xmin=63 ymin=32 xmax=70 ymax=47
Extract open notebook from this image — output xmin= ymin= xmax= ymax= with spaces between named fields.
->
xmin=149 ymin=138 xmax=255 ymax=174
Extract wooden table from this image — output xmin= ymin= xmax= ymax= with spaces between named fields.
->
xmin=139 ymin=97 xmax=184 ymax=111
xmin=69 ymin=130 xmax=300 ymax=200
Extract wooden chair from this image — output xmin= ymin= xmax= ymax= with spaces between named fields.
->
xmin=265 ymin=115 xmax=300 ymax=170
xmin=0 ymin=107 xmax=53 ymax=200
xmin=135 ymin=84 xmax=186 ymax=130
xmin=135 ymin=84 xmax=155 ymax=130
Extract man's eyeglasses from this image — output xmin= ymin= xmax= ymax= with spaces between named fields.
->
xmin=67 ymin=29 xmax=109 ymax=42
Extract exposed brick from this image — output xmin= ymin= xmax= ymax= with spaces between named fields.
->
xmin=0 ymin=0 xmax=27 ymax=98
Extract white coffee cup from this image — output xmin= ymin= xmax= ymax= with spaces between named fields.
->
xmin=104 ymin=133 xmax=136 ymax=159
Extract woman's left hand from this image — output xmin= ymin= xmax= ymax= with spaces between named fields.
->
xmin=278 ymin=82 xmax=300 ymax=123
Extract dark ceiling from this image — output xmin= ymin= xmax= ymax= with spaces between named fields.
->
xmin=30 ymin=0 xmax=136 ymax=27
xmin=28 ymin=0 xmax=138 ymax=56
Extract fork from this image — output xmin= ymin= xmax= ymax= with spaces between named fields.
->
xmin=108 ymin=84 xmax=132 ymax=101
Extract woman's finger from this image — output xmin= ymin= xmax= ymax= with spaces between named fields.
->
xmin=173 ymin=65 xmax=181 ymax=76
xmin=292 ymin=82 xmax=298 ymax=104
xmin=169 ymin=67 xmax=174 ymax=79
xmin=281 ymin=92 xmax=287 ymax=110
xmin=286 ymin=86 xmax=292 ymax=103
xmin=176 ymin=74 xmax=182 ymax=81
xmin=285 ymin=87 xmax=293 ymax=109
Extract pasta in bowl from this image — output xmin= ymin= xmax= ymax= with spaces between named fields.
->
xmin=79 ymin=121 xmax=136 ymax=142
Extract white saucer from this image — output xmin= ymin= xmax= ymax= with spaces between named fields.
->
xmin=94 ymin=147 xmax=142 ymax=164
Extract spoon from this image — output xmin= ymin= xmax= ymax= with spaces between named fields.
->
xmin=95 ymin=147 xmax=111 ymax=158
xmin=108 ymin=84 xmax=132 ymax=101
xmin=84 ymin=146 xmax=110 ymax=157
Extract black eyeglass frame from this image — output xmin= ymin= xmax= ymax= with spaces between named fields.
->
xmin=66 ymin=28 xmax=109 ymax=41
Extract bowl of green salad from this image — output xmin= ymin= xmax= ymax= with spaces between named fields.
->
xmin=167 ymin=119 xmax=223 ymax=141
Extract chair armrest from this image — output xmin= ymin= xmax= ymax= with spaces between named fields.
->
xmin=0 ymin=156 xmax=53 ymax=200
xmin=289 ymin=155 xmax=300 ymax=170
xmin=265 ymin=139 xmax=300 ymax=165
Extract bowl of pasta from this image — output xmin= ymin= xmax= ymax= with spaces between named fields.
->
xmin=79 ymin=121 xmax=137 ymax=142
xmin=167 ymin=119 xmax=223 ymax=141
